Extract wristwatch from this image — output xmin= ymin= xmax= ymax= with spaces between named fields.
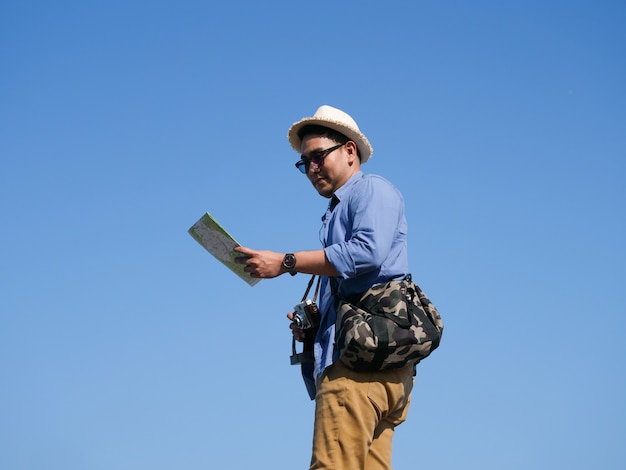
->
xmin=282 ymin=253 xmax=297 ymax=276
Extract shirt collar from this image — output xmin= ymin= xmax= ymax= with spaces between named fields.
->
xmin=329 ymin=171 xmax=363 ymax=211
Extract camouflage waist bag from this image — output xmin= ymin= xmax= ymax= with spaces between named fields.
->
xmin=334 ymin=275 xmax=443 ymax=371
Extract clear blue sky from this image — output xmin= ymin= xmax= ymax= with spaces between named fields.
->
xmin=1 ymin=1 xmax=625 ymax=469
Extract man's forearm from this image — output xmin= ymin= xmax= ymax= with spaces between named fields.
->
xmin=292 ymin=249 xmax=339 ymax=277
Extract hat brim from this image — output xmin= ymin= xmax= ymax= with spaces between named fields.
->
xmin=288 ymin=117 xmax=373 ymax=163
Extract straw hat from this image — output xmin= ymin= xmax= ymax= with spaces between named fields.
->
xmin=288 ymin=105 xmax=373 ymax=163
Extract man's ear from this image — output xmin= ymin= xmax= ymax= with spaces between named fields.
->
xmin=345 ymin=140 xmax=359 ymax=165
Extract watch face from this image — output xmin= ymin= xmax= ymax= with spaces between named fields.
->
xmin=283 ymin=253 xmax=296 ymax=269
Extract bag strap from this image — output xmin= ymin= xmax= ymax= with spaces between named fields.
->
xmin=331 ymin=274 xmax=412 ymax=303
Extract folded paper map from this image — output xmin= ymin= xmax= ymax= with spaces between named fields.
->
xmin=188 ymin=212 xmax=260 ymax=286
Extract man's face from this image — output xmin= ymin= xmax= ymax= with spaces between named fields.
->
xmin=300 ymin=135 xmax=359 ymax=198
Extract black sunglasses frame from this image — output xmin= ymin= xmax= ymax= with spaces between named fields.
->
xmin=295 ymin=142 xmax=347 ymax=174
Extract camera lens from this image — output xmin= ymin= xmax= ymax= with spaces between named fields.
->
xmin=292 ymin=314 xmax=304 ymax=329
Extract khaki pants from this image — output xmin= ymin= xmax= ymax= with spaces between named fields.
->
xmin=310 ymin=360 xmax=414 ymax=470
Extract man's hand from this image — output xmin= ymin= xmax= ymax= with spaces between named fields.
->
xmin=234 ymin=246 xmax=285 ymax=279
xmin=287 ymin=312 xmax=306 ymax=342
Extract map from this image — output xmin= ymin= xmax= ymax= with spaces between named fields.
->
xmin=188 ymin=212 xmax=260 ymax=287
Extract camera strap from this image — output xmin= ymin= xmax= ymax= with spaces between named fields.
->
xmin=301 ymin=274 xmax=321 ymax=303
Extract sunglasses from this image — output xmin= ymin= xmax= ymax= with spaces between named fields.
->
xmin=294 ymin=142 xmax=347 ymax=174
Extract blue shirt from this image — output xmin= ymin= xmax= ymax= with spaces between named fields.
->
xmin=301 ymin=171 xmax=409 ymax=399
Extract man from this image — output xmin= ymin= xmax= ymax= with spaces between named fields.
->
xmin=235 ymin=105 xmax=413 ymax=470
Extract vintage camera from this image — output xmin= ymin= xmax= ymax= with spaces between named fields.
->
xmin=292 ymin=299 xmax=321 ymax=330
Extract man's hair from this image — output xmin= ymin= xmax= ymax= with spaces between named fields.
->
xmin=297 ymin=124 xmax=361 ymax=159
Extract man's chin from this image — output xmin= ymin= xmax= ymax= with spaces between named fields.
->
xmin=313 ymin=182 xmax=333 ymax=198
